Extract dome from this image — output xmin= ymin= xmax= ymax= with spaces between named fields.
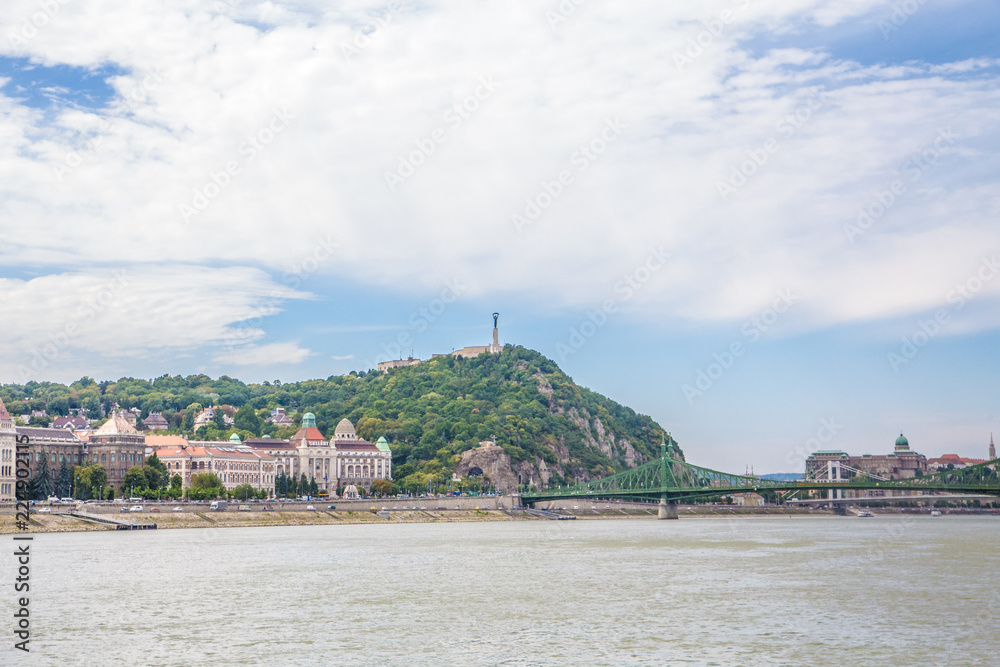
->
xmin=376 ymin=436 xmax=390 ymax=452
xmin=229 ymin=433 xmax=241 ymax=443
xmin=302 ymin=412 xmax=317 ymax=428
xmin=262 ymin=434 xmax=271 ymax=439
xmin=334 ymin=418 xmax=356 ymax=437
xmin=895 ymin=433 xmax=909 ymax=448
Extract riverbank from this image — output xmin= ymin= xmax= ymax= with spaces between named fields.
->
xmin=4 ymin=504 xmax=994 ymax=534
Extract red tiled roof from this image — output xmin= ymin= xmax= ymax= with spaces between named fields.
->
xmin=333 ymin=440 xmax=379 ymax=452
xmin=291 ymin=427 xmax=326 ymax=442
xmin=0 ymin=398 xmax=11 ymax=420
xmin=146 ymin=435 xmax=189 ymax=448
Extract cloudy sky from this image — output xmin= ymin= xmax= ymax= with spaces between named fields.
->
xmin=1 ymin=0 xmax=998 ymax=472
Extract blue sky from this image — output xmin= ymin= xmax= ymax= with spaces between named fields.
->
xmin=1 ymin=0 xmax=998 ymax=473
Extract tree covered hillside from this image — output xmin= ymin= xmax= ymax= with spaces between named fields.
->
xmin=1 ymin=346 xmax=678 ymax=488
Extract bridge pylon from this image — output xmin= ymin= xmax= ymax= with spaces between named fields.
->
xmin=658 ymin=498 xmax=678 ymax=520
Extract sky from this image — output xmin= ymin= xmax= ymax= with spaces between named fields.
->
xmin=1 ymin=0 xmax=998 ymax=473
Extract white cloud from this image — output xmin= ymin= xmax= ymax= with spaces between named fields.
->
xmin=0 ymin=265 xmax=310 ymax=382
xmin=0 ymin=0 xmax=998 ymax=377
xmin=213 ymin=341 xmax=313 ymax=366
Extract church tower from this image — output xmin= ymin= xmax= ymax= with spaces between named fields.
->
xmin=990 ymin=433 xmax=996 ymax=461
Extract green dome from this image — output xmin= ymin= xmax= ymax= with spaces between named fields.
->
xmin=302 ymin=412 xmax=316 ymax=428
xmin=229 ymin=433 xmax=241 ymax=443
xmin=895 ymin=433 xmax=908 ymax=447
xmin=376 ymin=436 xmax=390 ymax=452
xmin=262 ymin=434 xmax=271 ymax=439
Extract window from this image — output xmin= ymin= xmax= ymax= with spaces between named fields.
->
xmin=110 ymin=453 xmax=115 ymax=463
xmin=102 ymin=454 xmax=106 ymax=463
xmin=51 ymin=454 xmax=56 ymax=463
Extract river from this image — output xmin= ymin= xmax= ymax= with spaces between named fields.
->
xmin=6 ymin=516 xmax=998 ymax=666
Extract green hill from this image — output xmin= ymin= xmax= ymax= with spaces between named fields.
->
xmin=1 ymin=346 xmax=679 ymax=491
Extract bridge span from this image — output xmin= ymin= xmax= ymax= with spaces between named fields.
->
xmin=518 ymin=438 xmax=1000 ymax=519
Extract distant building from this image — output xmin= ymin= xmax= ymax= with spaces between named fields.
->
xmin=927 ymin=454 xmax=986 ymax=471
xmin=377 ymin=313 xmax=503 ymax=372
xmin=806 ymin=433 xmax=927 ymax=480
xmin=142 ymin=412 xmax=169 ymax=431
xmin=266 ymin=408 xmax=294 ymax=427
xmin=193 ymin=406 xmax=234 ymax=430
xmin=376 ymin=357 xmax=422 ymax=372
xmin=153 ymin=434 xmax=276 ymax=493
xmin=52 ymin=416 xmax=88 ymax=430
xmin=0 ymin=399 xmax=16 ymax=502
xmin=88 ymin=414 xmax=147 ymax=492
xmin=15 ymin=426 xmax=86 ymax=493
xmin=242 ymin=414 xmax=392 ymax=495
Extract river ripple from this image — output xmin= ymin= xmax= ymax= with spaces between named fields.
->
xmin=6 ymin=516 xmax=999 ymax=666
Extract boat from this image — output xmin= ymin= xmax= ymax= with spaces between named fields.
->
xmin=857 ymin=509 xmax=873 ymax=517
xmin=930 ymin=510 xmax=942 ymax=517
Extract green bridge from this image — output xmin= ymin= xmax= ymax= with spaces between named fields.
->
xmin=519 ymin=437 xmax=1000 ymax=519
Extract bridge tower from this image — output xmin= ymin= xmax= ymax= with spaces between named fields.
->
xmin=827 ymin=460 xmax=844 ymax=501
xmin=657 ymin=437 xmax=679 ymax=519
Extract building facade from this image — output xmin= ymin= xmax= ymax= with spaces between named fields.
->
xmin=153 ymin=434 xmax=276 ymax=493
xmin=87 ymin=414 xmax=148 ymax=491
xmin=806 ymin=433 xmax=928 ymax=481
xmin=0 ymin=399 xmax=16 ymax=502
xmin=243 ymin=414 xmax=392 ymax=495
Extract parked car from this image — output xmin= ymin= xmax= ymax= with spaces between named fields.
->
xmin=327 ymin=505 xmax=337 ymax=510
xmin=149 ymin=507 xmax=160 ymax=512
xmin=120 ymin=507 xmax=130 ymax=513
xmin=38 ymin=507 xmax=51 ymax=513
xmin=172 ymin=507 xmax=183 ymax=512
xmin=238 ymin=505 xmax=251 ymax=512
xmin=128 ymin=505 xmax=143 ymax=512
xmin=306 ymin=505 xmax=316 ymax=511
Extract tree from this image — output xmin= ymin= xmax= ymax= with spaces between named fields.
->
xmin=142 ymin=465 xmax=163 ymax=491
xmin=309 ymin=477 xmax=319 ymax=495
xmin=232 ymin=483 xmax=255 ymax=501
xmin=122 ymin=467 xmax=149 ymax=496
xmin=370 ymin=479 xmax=392 ymax=497
xmin=57 ymin=459 xmax=72 ymax=498
xmin=89 ymin=466 xmax=108 ymax=496
xmin=213 ymin=407 xmax=226 ymax=430
xmin=299 ymin=473 xmax=309 ymax=497
xmin=288 ymin=474 xmax=298 ymax=497
xmin=183 ymin=410 xmax=194 ymax=431
xmin=234 ymin=404 xmax=263 ymax=435
xmin=30 ymin=455 xmax=54 ymax=500
xmin=170 ymin=474 xmax=183 ymax=494
xmin=190 ymin=472 xmax=225 ymax=499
